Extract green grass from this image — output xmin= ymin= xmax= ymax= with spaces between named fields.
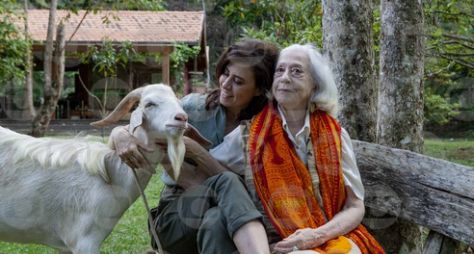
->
xmin=424 ymin=138 xmax=474 ymax=167
xmin=0 ymin=174 xmax=164 ymax=254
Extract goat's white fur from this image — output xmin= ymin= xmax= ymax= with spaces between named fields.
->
xmin=0 ymin=84 xmax=187 ymax=253
xmin=0 ymin=127 xmax=112 ymax=182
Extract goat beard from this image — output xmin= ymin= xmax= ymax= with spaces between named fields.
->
xmin=166 ymin=136 xmax=185 ymax=181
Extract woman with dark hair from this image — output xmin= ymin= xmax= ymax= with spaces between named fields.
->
xmin=109 ymin=39 xmax=279 ymax=254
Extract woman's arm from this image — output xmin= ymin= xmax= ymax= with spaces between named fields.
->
xmin=272 ymin=188 xmax=364 ymax=252
xmin=181 ymin=136 xmax=229 ymax=176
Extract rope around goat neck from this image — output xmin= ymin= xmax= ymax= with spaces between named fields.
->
xmin=131 ymin=168 xmax=164 ymax=254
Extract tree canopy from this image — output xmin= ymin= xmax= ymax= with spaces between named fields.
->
xmin=220 ymin=0 xmax=473 ymax=126
xmin=0 ymin=0 xmax=30 ymax=84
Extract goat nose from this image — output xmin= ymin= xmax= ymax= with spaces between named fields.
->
xmin=175 ymin=113 xmax=188 ymax=122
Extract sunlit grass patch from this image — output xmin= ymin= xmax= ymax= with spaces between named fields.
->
xmin=424 ymin=139 xmax=474 ymax=167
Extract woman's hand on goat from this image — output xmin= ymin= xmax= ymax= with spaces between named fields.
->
xmin=109 ymin=125 xmax=153 ymax=169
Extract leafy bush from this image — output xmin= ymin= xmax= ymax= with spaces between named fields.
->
xmin=424 ymin=89 xmax=460 ymax=125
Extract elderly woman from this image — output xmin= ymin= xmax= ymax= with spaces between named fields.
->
xmin=240 ymin=44 xmax=384 ymax=254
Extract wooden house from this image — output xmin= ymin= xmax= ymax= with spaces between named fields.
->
xmin=24 ymin=9 xmax=207 ymax=119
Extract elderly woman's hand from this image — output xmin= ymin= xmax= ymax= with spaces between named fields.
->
xmin=109 ymin=125 xmax=153 ymax=169
xmin=273 ymin=228 xmax=327 ymax=253
xmin=182 ymin=136 xmax=210 ymax=163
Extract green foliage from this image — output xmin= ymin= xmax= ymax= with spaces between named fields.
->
xmin=27 ymin=0 xmax=165 ymax=11
xmin=423 ymin=0 xmax=474 ymax=126
xmin=424 ymin=89 xmax=460 ymax=125
xmin=424 ymin=0 xmax=473 ymax=70
xmin=170 ymin=43 xmax=201 ymax=70
xmin=0 ymin=0 xmax=30 ymax=86
xmin=79 ymin=40 xmax=139 ymax=116
xmin=80 ymin=40 xmax=136 ymax=78
xmin=222 ymin=0 xmax=322 ymax=47
xmin=170 ymin=43 xmax=201 ymax=92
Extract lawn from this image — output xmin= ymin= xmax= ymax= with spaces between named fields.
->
xmin=424 ymin=138 xmax=474 ymax=167
xmin=0 ymin=138 xmax=472 ymax=253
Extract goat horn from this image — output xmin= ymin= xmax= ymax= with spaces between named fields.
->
xmin=90 ymin=87 xmax=145 ymax=128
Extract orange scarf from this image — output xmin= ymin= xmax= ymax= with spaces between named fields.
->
xmin=248 ymin=105 xmax=384 ymax=254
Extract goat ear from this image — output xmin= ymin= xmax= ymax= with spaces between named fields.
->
xmin=90 ymin=87 xmax=145 ymax=128
xmin=184 ymin=124 xmax=213 ymax=149
xmin=128 ymin=107 xmax=143 ymax=134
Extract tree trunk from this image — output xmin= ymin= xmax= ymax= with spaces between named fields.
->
xmin=377 ymin=0 xmax=424 ymax=152
xmin=22 ymin=0 xmax=35 ymax=120
xmin=376 ymin=1 xmax=425 ymax=253
xmin=31 ymin=0 xmax=64 ymax=137
xmin=54 ymin=21 xmax=66 ymax=109
xmin=322 ymin=0 xmax=377 ymax=142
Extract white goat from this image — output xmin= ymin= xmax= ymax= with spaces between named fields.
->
xmin=0 ymin=84 xmax=187 ymax=253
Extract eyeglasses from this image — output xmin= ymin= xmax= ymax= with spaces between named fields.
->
xmin=274 ymin=65 xmax=305 ymax=78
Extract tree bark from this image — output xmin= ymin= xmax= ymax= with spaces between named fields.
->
xmin=322 ymin=0 xmax=377 ymax=142
xmin=376 ymin=1 xmax=425 ymax=253
xmin=54 ymin=22 xmax=66 ymax=108
xmin=22 ymin=0 xmax=35 ymax=120
xmin=353 ymin=140 xmax=474 ymax=247
xmin=377 ymin=0 xmax=424 ymax=153
xmin=31 ymin=0 xmax=64 ymax=137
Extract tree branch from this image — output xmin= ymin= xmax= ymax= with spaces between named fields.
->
xmin=436 ymin=54 xmax=474 ymax=69
xmin=441 ymin=52 xmax=474 ymax=57
xmin=432 ymin=10 xmax=474 ymax=19
xmin=442 ymin=34 xmax=474 ymax=44
xmin=77 ymin=69 xmax=105 ymax=116
xmin=440 ymin=40 xmax=474 ymax=50
xmin=68 ymin=9 xmax=90 ymax=42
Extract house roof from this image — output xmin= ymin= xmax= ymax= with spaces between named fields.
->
xmin=26 ymin=10 xmax=205 ymax=46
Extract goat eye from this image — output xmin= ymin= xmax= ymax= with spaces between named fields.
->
xmin=145 ymin=102 xmax=157 ymax=108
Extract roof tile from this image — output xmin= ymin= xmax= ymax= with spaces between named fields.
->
xmin=25 ymin=10 xmax=204 ymax=44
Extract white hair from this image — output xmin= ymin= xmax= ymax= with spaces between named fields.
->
xmin=0 ymin=126 xmax=112 ymax=182
xmin=281 ymin=44 xmax=339 ymax=117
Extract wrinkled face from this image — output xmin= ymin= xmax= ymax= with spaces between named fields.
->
xmin=272 ymin=48 xmax=314 ymax=111
xmin=140 ymin=85 xmax=188 ymax=139
xmin=218 ymin=62 xmax=261 ymax=114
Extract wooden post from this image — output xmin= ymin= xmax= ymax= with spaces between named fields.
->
xmin=183 ymin=64 xmax=191 ymax=95
xmin=128 ymin=61 xmax=134 ymax=90
xmin=423 ymin=231 xmax=464 ymax=254
xmin=161 ymin=48 xmax=171 ymax=85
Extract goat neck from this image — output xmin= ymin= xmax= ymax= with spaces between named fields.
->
xmin=132 ymin=126 xmax=164 ymax=170
xmin=134 ymin=123 xmax=185 ymax=182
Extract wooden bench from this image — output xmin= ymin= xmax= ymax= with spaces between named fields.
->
xmin=353 ymin=141 xmax=473 ymax=253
